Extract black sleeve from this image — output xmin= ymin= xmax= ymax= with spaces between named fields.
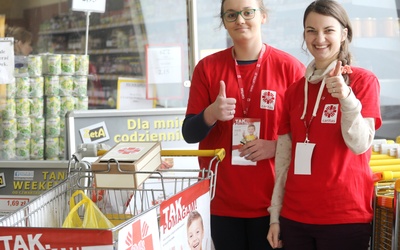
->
xmin=182 ymin=110 xmax=215 ymax=143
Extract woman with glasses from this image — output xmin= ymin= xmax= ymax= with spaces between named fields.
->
xmin=267 ymin=1 xmax=381 ymax=249
xmin=182 ymin=0 xmax=304 ymax=249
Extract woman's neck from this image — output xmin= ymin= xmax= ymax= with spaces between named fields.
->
xmin=232 ymin=40 xmax=263 ymax=61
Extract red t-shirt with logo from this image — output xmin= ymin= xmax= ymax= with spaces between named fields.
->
xmin=186 ymin=45 xmax=305 ymax=217
xmin=279 ymin=66 xmax=382 ymax=224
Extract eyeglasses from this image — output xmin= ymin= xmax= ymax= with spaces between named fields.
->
xmin=222 ymin=9 xmax=260 ymax=22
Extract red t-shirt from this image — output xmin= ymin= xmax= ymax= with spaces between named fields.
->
xmin=279 ymin=66 xmax=382 ymax=224
xmin=186 ymin=45 xmax=305 ymax=217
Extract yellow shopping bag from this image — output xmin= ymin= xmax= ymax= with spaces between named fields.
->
xmin=62 ymin=190 xmax=115 ymax=229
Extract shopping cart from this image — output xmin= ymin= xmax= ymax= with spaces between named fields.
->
xmin=371 ymin=172 xmax=400 ymax=250
xmin=0 ymin=148 xmax=225 ymax=249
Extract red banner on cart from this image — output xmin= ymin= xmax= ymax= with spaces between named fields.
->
xmin=118 ymin=207 xmax=160 ymax=249
xmin=0 ymin=227 xmax=113 ymax=249
xmin=159 ymin=179 xmax=211 ymax=250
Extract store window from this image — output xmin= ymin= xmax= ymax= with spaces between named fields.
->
xmin=0 ymin=0 xmax=190 ymax=161
xmin=0 ymin=0 xmax=399 ymax=162
xmin=2 ymin=0 xmax=189 ymax=109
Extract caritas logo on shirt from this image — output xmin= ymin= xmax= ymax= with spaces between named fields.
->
xmin=321 ymin=104 xmax=339 ymax=123
xmin=260 ymin=90 xmax=276 ymax=110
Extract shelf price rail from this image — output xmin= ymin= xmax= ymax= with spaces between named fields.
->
xmin=0 ymin=148 xmax=225 ymax=249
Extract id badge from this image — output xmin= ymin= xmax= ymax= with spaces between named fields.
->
xmin=231 ymin=117 xmax=260 ymax=166
xmin=294 ymin=142 xmax=315 ymax=175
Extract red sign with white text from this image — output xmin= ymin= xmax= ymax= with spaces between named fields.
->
xmin=159 ymin=180 xmax=211 ymax=250
xmin=0 ymin=227 xmax=113 ymax=250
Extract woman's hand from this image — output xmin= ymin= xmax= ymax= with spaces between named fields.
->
xmin=267 ymin=223 xmax=283 ymax=249
xmin=238 ymin=139 xmax=276 ymax=162
xmin=204 ymin=81 xmax=236 ymax=126
xmin=325 ymin=61 xmax=351 ymax=99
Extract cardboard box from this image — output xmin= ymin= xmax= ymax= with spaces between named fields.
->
xmin=91 ymin=141 xmax=162 ymax=188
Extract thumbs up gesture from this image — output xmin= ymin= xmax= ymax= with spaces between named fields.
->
xmin=204 ymin=81 xmax=237 ymax=125
xmin=325 ymin=61 xmax=351 ymax=99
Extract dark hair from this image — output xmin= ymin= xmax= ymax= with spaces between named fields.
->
xmin=6 ymin=26 xmax=32 ymax=44
xmin=303 ymin=0 xmax=352 ymax=65
xmin=219 ymin=0 xmax=267 ymax=27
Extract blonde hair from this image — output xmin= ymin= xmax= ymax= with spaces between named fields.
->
xmin=187 ymin=210 xmax=204 ymax=230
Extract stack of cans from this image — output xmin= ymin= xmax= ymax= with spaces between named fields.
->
xmin=73 ymin=55 xmax=89 ymax=111
xmin=0 ymin=53 xmax=89 ymax=161
xmin=0 ymin=81 xmax=17 ymax=160
xmin=0 ymin=55 xmax=44 ymax=160
xmin=28 ymin=55 xmax=45 ymax=160
xmin=42 ymin=53 xmax=89 ymax=160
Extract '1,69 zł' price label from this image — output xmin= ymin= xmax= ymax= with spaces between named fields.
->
xmin=0 ymin=197 xmax=30 ymax=213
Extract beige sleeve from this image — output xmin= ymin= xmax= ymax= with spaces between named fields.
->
xmin=340 ymin=88 xmax=375 ymax=154
xmin=268 ymin=133 xmax=291 ymax=224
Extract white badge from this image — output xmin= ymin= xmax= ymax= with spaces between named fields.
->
xmin=294 ymin=142 xmax=315 ymax=175
xmin=231 ymin=118 xmax=260 ymax=166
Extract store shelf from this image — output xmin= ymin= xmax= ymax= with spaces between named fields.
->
xmin=89 ymin=21 xmax=134 ymax=31
xmin=39 ymin=28 xmax=85 ymax=35
xmin=89 ymin=48 xmax=140 ymax=55
xmin=98 ymin=74 xmax=141 ymax=81
xmin=38 ymin=21 xmax=134 ymax=35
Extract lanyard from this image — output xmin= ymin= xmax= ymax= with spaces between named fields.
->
xmin=302 ymin=77 xmax=326 ymax=143
xmin=233 ymin=44 xmax=266 ymax=116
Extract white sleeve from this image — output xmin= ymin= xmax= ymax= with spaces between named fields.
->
xmin=340 ymin=88 xmax=375 ymax=154
xmin=268 ymin=133 xmax=291 ymax=224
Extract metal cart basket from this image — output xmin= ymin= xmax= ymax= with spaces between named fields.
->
xmin=0 ymin=149 xmax=225 ymax=249
xmin=371 ymin=175 xmax=400 ymax=250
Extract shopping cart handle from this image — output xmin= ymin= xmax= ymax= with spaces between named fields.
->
xmin=161 ymin=149 xmax=226 ymax=162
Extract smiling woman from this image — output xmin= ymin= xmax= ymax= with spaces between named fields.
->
xmin=182 ymin=0 xmax=305 ymax=249
xmin=267 ymin=1 xmax=382 ymax=250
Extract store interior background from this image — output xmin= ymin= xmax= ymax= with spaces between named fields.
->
xmin=1 ymin=0 xmax=400 ymax=140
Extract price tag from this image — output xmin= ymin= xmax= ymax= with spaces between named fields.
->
xmin=0 ymin=38 xmax=15 ymax=84
xmin=0 ymin=197 xmax=30 ymax=212
xmin=117 ymin=77 xmax=154 ymax=109
xmin=72 ymin=0 xmax=106 ymax=13
xmin=146 ymin=45 xmax=182 ymax=84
